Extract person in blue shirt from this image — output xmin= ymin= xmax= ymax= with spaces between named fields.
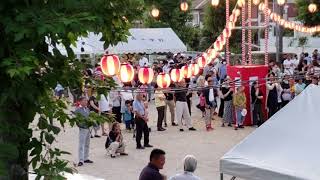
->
xmin=123 ymin=100 xmax=134 ymax=131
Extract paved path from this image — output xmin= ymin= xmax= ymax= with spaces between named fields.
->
xmin=52 ymin=101 xmax=254 ymax=180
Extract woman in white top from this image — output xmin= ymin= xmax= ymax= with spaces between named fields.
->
xmin=169 ymin=155 xmax=201 ymax=180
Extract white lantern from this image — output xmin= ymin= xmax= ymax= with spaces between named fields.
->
xmin=308 ymin=3 xmax=317 ymax=13
xmin=277 ymin=0 xmax=286 ymax=6
xmin=211 ymin=0 xmax=219 ymax=7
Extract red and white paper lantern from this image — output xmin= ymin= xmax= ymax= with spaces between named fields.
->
xmin=138 ymin=67 xmax=154 ymax=84
xmin=157 ymin=73 xmax=171 ymax=88
xmin=170 ymin=68 xmax=183 ymax=82
xmin=181 ymin=65 xmax=192 ymax=79
xmin=189 ymin=63 xmax=200 ymax=76
xmin=119 ymin=63 xmax=134 ymax=83
xmin=100 ymin=54 xmax=120 ymax=76
xmin=197 ymin=55 xmax=207 ymax=68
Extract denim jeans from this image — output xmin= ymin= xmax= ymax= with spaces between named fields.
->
xmin=236 ymin=108 xmax=244 ymax=126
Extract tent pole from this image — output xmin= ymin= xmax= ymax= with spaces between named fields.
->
xmin=220 ymin=173 xmax=224 ymax=180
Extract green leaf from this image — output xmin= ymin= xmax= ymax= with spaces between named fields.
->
xmin=38 ymin=117 xmax=48 ymax=130
xmin=51 ymin=125 xmax=61 ymax=135
xmin=45 ymin=133 xmax=55 ymax=144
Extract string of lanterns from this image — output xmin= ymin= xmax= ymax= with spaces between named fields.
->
xmin=259 ymin=2 xmax=320 ymax=34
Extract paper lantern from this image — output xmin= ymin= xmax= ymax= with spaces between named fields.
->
xmin=223 ymin=28 xmax=232 ymax=38
xmin=258 ymin=3 xmax=265 ymax=11
xmin=181 ymin=65 xmax=192 ymax=79
xmin=157 ymin=73 xmax=171 ymax=88
xmin=280 ymin=19 xmax=286 ymax=26
xmin=284 ymin=22 xmax=290 ymax=28
xmin=270 ymin=13 xmax=276 ymax=21
xmin=253 ymin=0 xmax=260 ymax=5
xmin=277 ymin=0 xmax=285 ymax=6
xmin=180 ymin=1 xmax=189 ymax=12
xmin=170 ymin=68 xmax=183 ymax=82
xmin=228 ymin=21 xmax=236 ymax=29
xmin=233 ymin=9 xmax=241 ymax=17
xmin=208 ymin=48 xmax=218 ymax=60
xmin=100 ymin=54 xmax=120 ymax=76
xmin=119 ymin=63 xmax=134 ymax=83
xmin=237 ymin=0 xmax=245 ymax=8
xmin=197 ymin=55 xmax=207 ymax=68
xmin=151 ymin=8 xmax=160 ymax=18
xmin=230 ymin=14 xmax=236 ymax=23
xmin=189 ymin=63 xmax=200 ymax=76
xmin=218 ymin=35 xmax=226 ymax=46
xmin=214 ymin=40 xmax=223 ymax=51
xmin=211 ymin=0 xmax=219 ymax=6
xmin=138 ymin=67 xmax=154 ymax=84
xmin=308 ymin=3 xmax=317 ymax=13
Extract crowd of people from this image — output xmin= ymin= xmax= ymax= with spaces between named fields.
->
xmin=62 ymin=49 xmax=320 ymax=179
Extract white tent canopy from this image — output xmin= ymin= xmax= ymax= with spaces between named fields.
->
xmin=220 ymin=85 xmax=320 ymax=180
xmin=107 ymin=28 xmax=187 ymax=54
xmin=48 ymin=32 xmax=105 ymax=55
xmin=48 ymin=28 xmax=187 ymax=56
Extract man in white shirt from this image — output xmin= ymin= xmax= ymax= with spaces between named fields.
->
xmin=139 ymin=55 xmax=149 ymax=67
xmin=283 ymin=55 xmax=295 ymax=75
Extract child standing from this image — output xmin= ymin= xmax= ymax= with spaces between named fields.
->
xmin=196 ymin=92 xmax=206 ymax=117
xmin=123 ymin=100 xmax=134 ymax=131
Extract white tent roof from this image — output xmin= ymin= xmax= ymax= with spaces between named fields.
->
xmin=220 ymin=85 xmax=320 ymax=180
xmin=48 ymin=32 xmax=105 ymax=55
xmin=107 ymin=28 xmax=187 ymax=54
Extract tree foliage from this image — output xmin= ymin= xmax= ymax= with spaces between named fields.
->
xmin=296 ymin=0 xmax=320 ymax=27
xmin=0 ymin=0 xmax=143 ymax=179
xmin=201 ymin=1 xmax=242 ymax=53
xmin=143 ymin=0 xmax=201 ymax=50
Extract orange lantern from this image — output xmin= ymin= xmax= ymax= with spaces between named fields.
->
xmin=189 ymin=63 xmax=200 ymax=76
xmin=100 ymin=54 xmax=120 ymax=76
xmin=157 ymin=73 xmax=171 ymax=88
xmin=138 ymin=67 xmax=154 ymax=84
xmin=119 ymin=63 xmax=134 ymax=83
xmin=181 ymin=65 xmax=192 ymax=79
xmin=197 ymin=55 xmax=207 ymax=68
xmin=170 ymin=68 xmax=183 ymax=82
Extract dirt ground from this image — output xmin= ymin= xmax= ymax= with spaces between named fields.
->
xmin=45 ymin=99 xmax=254 ymax=180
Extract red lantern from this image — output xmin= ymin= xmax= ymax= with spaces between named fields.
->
xmin=208 ymin=48 xmax=218 ymax=60
xmin=197 ymin=55 xmax=207 ymax=68
xmin=170 ymin=68 xmax=183 ymax=82
xmin=157 ymin=73 xmax=171 ymax=88
xmin=181 ymin=65 xmax=192 ymax=79
xmin=138 ymin=67 xmax=154 ymax=84
xmin=219 ymin=35 xmax=226 ymax=46
xmin=119 ymin=63 xmax=134 ymax=83
xmin=189 ymin=63 xmax=200 ymax=76
xmin=230 ymin=14 xmax=236 ymax=22
xmin=100 ymin=54 xmax=120 ymax=76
